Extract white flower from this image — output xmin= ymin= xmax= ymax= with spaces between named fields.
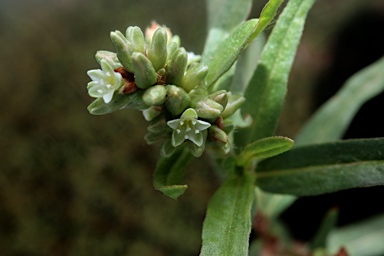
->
xmin=167 ymin=108 xmax=211 ymax=147
xmin=87 ymin=59 xmax=123 ymax=103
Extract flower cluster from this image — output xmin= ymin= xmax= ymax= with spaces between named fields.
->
xmin=86 ymin=22 xmax=245 ymax=157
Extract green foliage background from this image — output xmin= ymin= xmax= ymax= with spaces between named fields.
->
xmin=0 ymin=0 xmax=383 ymax=255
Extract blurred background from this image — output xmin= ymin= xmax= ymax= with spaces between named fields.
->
xmin=1 ymin=0 xmax=384 ymax=255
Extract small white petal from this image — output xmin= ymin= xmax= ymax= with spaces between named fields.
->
xmin=97 ymin=89 xmax=103 ymax=93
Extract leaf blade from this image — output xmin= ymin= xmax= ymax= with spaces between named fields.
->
xmin=153 ymin=148 xmax=193 ymax=199
xmin=236 ymin=0 xmax=316 ymax=147
xmin=256 ymin=138 xmax=384 ymax=196
xmin=200 ymin=172 xmax=256 ymax=256
xmin=295 ymin=55 xmax=384 ymax=146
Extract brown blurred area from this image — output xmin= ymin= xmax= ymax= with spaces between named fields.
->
xmin=1 ymin=0 xmax=383 ymax=255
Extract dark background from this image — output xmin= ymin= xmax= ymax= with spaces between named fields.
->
xmin=1 ymin=0 xmax=384 ymax=255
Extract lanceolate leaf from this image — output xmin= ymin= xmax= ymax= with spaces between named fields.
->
xmin=255 ymin=138 xmax=384 ymax=196
xmin=200 ymin=172 xmax=256 ymax=256
xmin=237 ymin=136 xmax=294 ymax=167
xmin=153 ymin=148 xmax=193 ymax=199
xmin=295 ymin=55 xmax=384 ymax=146
xmin=236 ymin=0 xmax=316 ymax=148
xmin=328 ymin=214 xmax=384 ymax=256
xmin=203 ymin=19 xmax=259 ymax=88
xmin=203 ymin=0 xmax=253 ymax=57
xmin=87 ymin=91 xmax=148 ymax=115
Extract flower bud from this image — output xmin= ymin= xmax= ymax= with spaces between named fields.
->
xmin=110 ymin=31 xmax=134 ymax=72
xmin=180 ymin=63 xmax=208 ymax=92
xmin=126 ymin=26 xmax=145 ymax=53
xmin=208 ymin=90 xmax=228 ymax=109
xmin=208 ymin=125 xmax=230 ymax=155
xmin=142 ymin=85 xmax=167 ymax=106
xmin=221 ymin=93 xmax=246 ymax=118
xmin=142 ymin=106 xmax=162 ymax=121
xmin=166 ymin=47 xmax=188 ymax=85
xmin=147 ymin=27 xmax=168 ymax=71
xmin=166 ymin=41 xmax=179 ymax=62
xmin=131 ymin=52 xmax=158 ymax=89
xmin=192 ymin=98 xmax=223 ymax=119
xmin=165 ymin=85 xmax=191 ymax=116
xmin=159 ymin=139 xmax=177 ymax=157
xmin=95 ymin=50 xmax=121 ymax=69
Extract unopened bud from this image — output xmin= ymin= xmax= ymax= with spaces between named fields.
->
xmin=166 ymin=47 xmax=188 ymax=85
xmin=110 ymin=31 xmax=134 ymax=72
xmin=208 ymin=90 xmax=228 ymax=109
xmin=192 ymin=98 xmax=223 ymax=119
xmin=208 ymin=125 xmax=230 ymax=155
xmin=147 ymin=27 xmax=168 ymax=71
xmin=165 ymin=85 xmax=191 ymax=116
xmin=142 ymin=106 xmax=162 ymax=121
xmin=180 ymin=63 xmax=208 ymax=92
xmin=221 ymin=93 xmax=246 ymax=118
xmin=131 ymin=52 xmax=158 ymax=89
xmin=142 ymin=85 xmax=167 ymax=106
xmin=95 ymin=50 xmax=121 ymax=69
xmin=126 ymin=26 xmax=145 ymax=53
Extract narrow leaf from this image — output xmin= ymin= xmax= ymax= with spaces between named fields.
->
xmin=153 ymin=148 xmax=193 ymax=199
xmin=87 ymin=91 xmax=148 ymax=115
xmin=328 ymin=214 xmax=384 ymax=256
xmin=237 ymin=136 xmax=294 ymax=167
xmin=203 ymin=19 xmax=259 ymax=88
xmin=203 ymin=0 xmax=253 ymax=56
xmin=295 ymin=55 xmax=384 ymax=146
xmin=255 ymin=187 xmax=296 ymax=219
xmin=200 ymin=172 xmax=256 ymax=256
xmin=310 ymin=208 xmax=339 ymax=250
xmin=256 ymin=138 xmax=384 ymax=196
xmin=236 ymin=0 xmax=316 ymax=148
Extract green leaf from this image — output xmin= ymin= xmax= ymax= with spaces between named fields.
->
xmin=230 ymin=32 xmax=266 ymax=94
xmin=255 ymin=138 xmax=384 ymax=196
xmin=203 ymin=0 xmax=253 ymax=57
xmin=255 ymin=187 xmax=296 ymax=219
xmin=236 ymin=0 xmax=316 ymax=148
xmin=310 ymin=208 xmax=339 ymax=250
xmin=237 ymin=136 xmax=294 ymax=167
xmin=153 ymin=148 xmax=193 ymax=199
xmin=203 ymin=19 xmax=259 ymax=88
xmin=328 ymin=214 xmax=384 ymax=256
xmin=200 ymin=172 xmax=256 ymax=256
xmin=87 ymin=91 xmax=148 ymax=115
xmin=295 ymin=55 xmax=384 ymax=146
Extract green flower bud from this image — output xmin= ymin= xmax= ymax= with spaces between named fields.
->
xmin=180 ymin=63 xmax=208 ymax=92
xmin=126 ymin=26 xmax=145 ymax=53
xmin=159 ymin=139 xmax=177 ymax=157
xmin=166 ymin=41 xmax=179 ymax=62
xmin=131 ymin=52 xmax=158 ymax=89
xmin=192 ymin=98 xmax=223 ymax=119
xmin=166 ymin=47 xmax=188 ymax=85
xmin=95 ymin=50 xmax=121 ymax=69
xmin=165 ymin=85 xmax=191 ymax=116
xmin=208 ymin=125 xmax=230 ymax=155
xmin=142 ymin=106 xmax=162 ymax=121
xmin=208 ymin=90 xmax=228 ymax=109
xmin=147 ymin=27 xmax=168 ymax=71
xmin=142 ymin=85 xmax=167 ymax=106
xmin=221 ymin=93 xmax=246 ymax=118
xmin=110 ymin=31 xmax=134 ymax=72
